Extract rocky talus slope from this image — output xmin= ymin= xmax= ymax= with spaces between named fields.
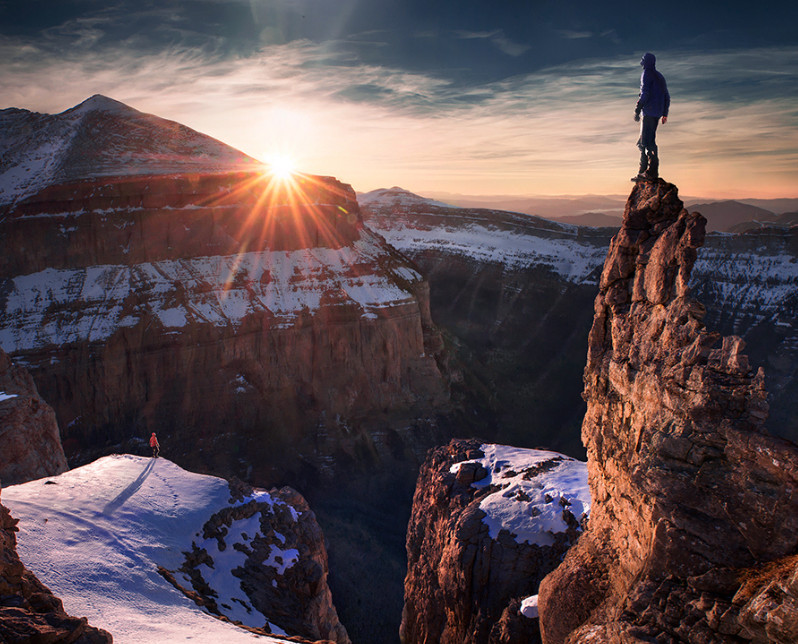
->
xmin=0 ymin=488 xmax=112 ymax=643
xmin=538 ymin=179 xmax=798 ymax=643
xmin=0 ymin=347 xmax=68 ymax=486
xmin=400 ymin=438 xmax=589 ymax=644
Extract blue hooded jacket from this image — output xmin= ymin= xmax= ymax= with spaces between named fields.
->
xmin=636 ymin=53 xmax=670 ymax=119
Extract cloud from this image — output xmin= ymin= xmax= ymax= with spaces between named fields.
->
xmin=0 ymin=36 xmax=796 ymax=197
xmin=555 ymin=29 xmax=593 ymax=40
xmin=454 ymin=29 xmax=531 ymax=58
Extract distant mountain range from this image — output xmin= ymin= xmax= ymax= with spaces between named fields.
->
xmin=371 ymin=188 xmax=798 ymax=233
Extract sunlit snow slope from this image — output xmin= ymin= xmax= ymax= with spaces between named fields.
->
xmin=3 ymin=455 xmax=293 ymax=643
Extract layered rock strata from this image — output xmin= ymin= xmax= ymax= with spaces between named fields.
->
xmin=361 ymin=187 xmax=798 ymax=452
xmin=538 ymin=179 xmax=798 ymax=643
xmin=400 ymin=438 xmax=589 ymax=644
xmin=0 ymin=488 xmax=112 ymax=643
xmin=0 ymin=98 xmax=447 ymax=483
xmin=0 ymin=348 xmax=68 ymax=486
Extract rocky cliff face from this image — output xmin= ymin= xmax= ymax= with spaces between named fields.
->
xmin=537 ymin=179 xmax=798 ymax=643
xmin=0 ymin=98 xmax=448 ymax=485
xmin=0 ymin=347 xmax=68 ymax=486
xmin=400 ymin=438 xmax=589 ymax=644
xmin=360 ymin=188 xmax=613 ymax=456
xmin=360 ymin=188 xmax=798 ymax=452
xmin=170 ymin=483 xmax=349 ymax=643
xmin=0 ymin=488 xmax=112 ymax=643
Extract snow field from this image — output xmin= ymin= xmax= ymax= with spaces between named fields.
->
xmin=3 ymin=455 xmax=290 ymax=643
xmin=370 ymin=222 xmax=607 ymax=283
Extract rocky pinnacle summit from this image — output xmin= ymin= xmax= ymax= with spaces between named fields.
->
xmin=538 ymin=179 xmax=798 ymax=644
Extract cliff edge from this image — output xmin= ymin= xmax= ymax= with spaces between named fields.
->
xmin=401 ymin=438 xmax=589 ymax=644
xmin=538 ymin=179 xmax=798 ymax=643
xmin=0 ymin=348 xmax=68 ymax=486
xmin=1 ymin=488 xmax=112 ymax=643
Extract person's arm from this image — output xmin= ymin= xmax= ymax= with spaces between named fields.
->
xmin=635 ymin=69 xmax=652 ymax=119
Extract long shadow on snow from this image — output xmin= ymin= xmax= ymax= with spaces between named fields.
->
xmin=102 ymin=458 xmax=157 ymax=516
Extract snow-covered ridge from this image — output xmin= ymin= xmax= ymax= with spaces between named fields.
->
xmin=374 ymin=222 xmax=607 ymax=283
xmin=3 ymin=455 xmax=291 ymax=643
xmin=692 ymin=245 xmax=798 ymax=324
xmin=0 ymin=230 xmax=422 ymax=353
xmin=451 ymin=444 xmax=590 ymax=548
xmin=0 ymin=95 xmax=262 ymax=206
xmin=360 ymin=187 xmax=610 ymax=283
xmin=358 ymin=187 xmax=452 ymax=209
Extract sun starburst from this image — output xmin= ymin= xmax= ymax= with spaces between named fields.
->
xmin=266 ymin=154 xmax=296 ymax=180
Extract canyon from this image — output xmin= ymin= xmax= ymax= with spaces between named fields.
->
xmin=2 ymin=96 xmax=798 ymax=643
xmin=360 ymin=187 xmax=798 ymax=455
xmin=0 ymin=97 xmax=448 ymax=488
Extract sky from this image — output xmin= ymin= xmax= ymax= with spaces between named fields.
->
xmin=1 ymin=0 xmax=797 ymax=199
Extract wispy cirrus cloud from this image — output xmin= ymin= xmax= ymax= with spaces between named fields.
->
xmin=1 ymin=32 xmax=797 ymax=197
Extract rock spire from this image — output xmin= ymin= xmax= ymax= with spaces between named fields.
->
xmin=538 ymin=179 xmax=798 ymax=643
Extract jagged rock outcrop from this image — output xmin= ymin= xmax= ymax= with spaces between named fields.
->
xmin=400 ymin=438 xmax=589 ymax=644
xmin=0 ymin=488 xmax=112 ymax=643
xmin=0 ymin=348 xmax=68 ymax=486
xmin=0 ymin=97 xmax=448 ymax=484
xmin=538 ymin=179 xmax=798 ymax=643
xmin=172 ymin=484 xmax=349 ymax=643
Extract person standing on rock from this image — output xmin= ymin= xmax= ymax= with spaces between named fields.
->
xmin=632 ymin=52 xmax=670 ymax=182
xmin=150 ymin=432 xmax=160 ymax=458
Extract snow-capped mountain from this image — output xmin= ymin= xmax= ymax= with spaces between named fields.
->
xmin=0 ymin=94 xmax=261 ymax=206
xmin=3 ymin=455 xmax=346 ymax=643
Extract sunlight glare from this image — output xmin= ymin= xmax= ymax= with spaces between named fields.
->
xmin=267 ymin=154 xmax=296 ymax=180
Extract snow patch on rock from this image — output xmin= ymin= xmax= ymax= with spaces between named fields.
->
xmin=451 ymin=444 xmax=590 ymax=547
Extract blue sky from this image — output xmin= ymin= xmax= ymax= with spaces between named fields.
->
xmin=2 ymin=0 xmax=798 ymax=197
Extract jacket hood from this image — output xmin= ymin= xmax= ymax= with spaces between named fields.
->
xmin=640 ymin=52 xmax=656 ymax=69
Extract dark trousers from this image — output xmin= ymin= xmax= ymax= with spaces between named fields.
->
xmin=637 ymin=116 xmax=660 ymax=176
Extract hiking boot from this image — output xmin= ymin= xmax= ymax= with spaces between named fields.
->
xmin=630 ymin=173 xmax=648 ymax=182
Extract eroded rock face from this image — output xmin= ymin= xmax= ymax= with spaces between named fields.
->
xmin=0 ymin=488 xmax=112 ymax=643
xmin=538 ymin=179 xmax=798 ymax=643
xmin=168 ymin=483 xmax=349 ymax=643
xmin=0 ymin=348 xmax=68 ymax=486
xmin=400 ymin=439 xmax=589 ymax=644
xmin=0 ymin=99 xmax=448 ymax=485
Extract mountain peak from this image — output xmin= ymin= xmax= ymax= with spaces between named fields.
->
xmin=0 ymin=96 xmax=263 ymax=205
xmin=358 ymin=187 xmax=451 ymax=208
xmin=65 ymin=94 xmax=138 ymax=117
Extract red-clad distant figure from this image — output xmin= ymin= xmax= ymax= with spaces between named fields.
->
xmin=150 ymin=432 xmax=160 ymax=458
